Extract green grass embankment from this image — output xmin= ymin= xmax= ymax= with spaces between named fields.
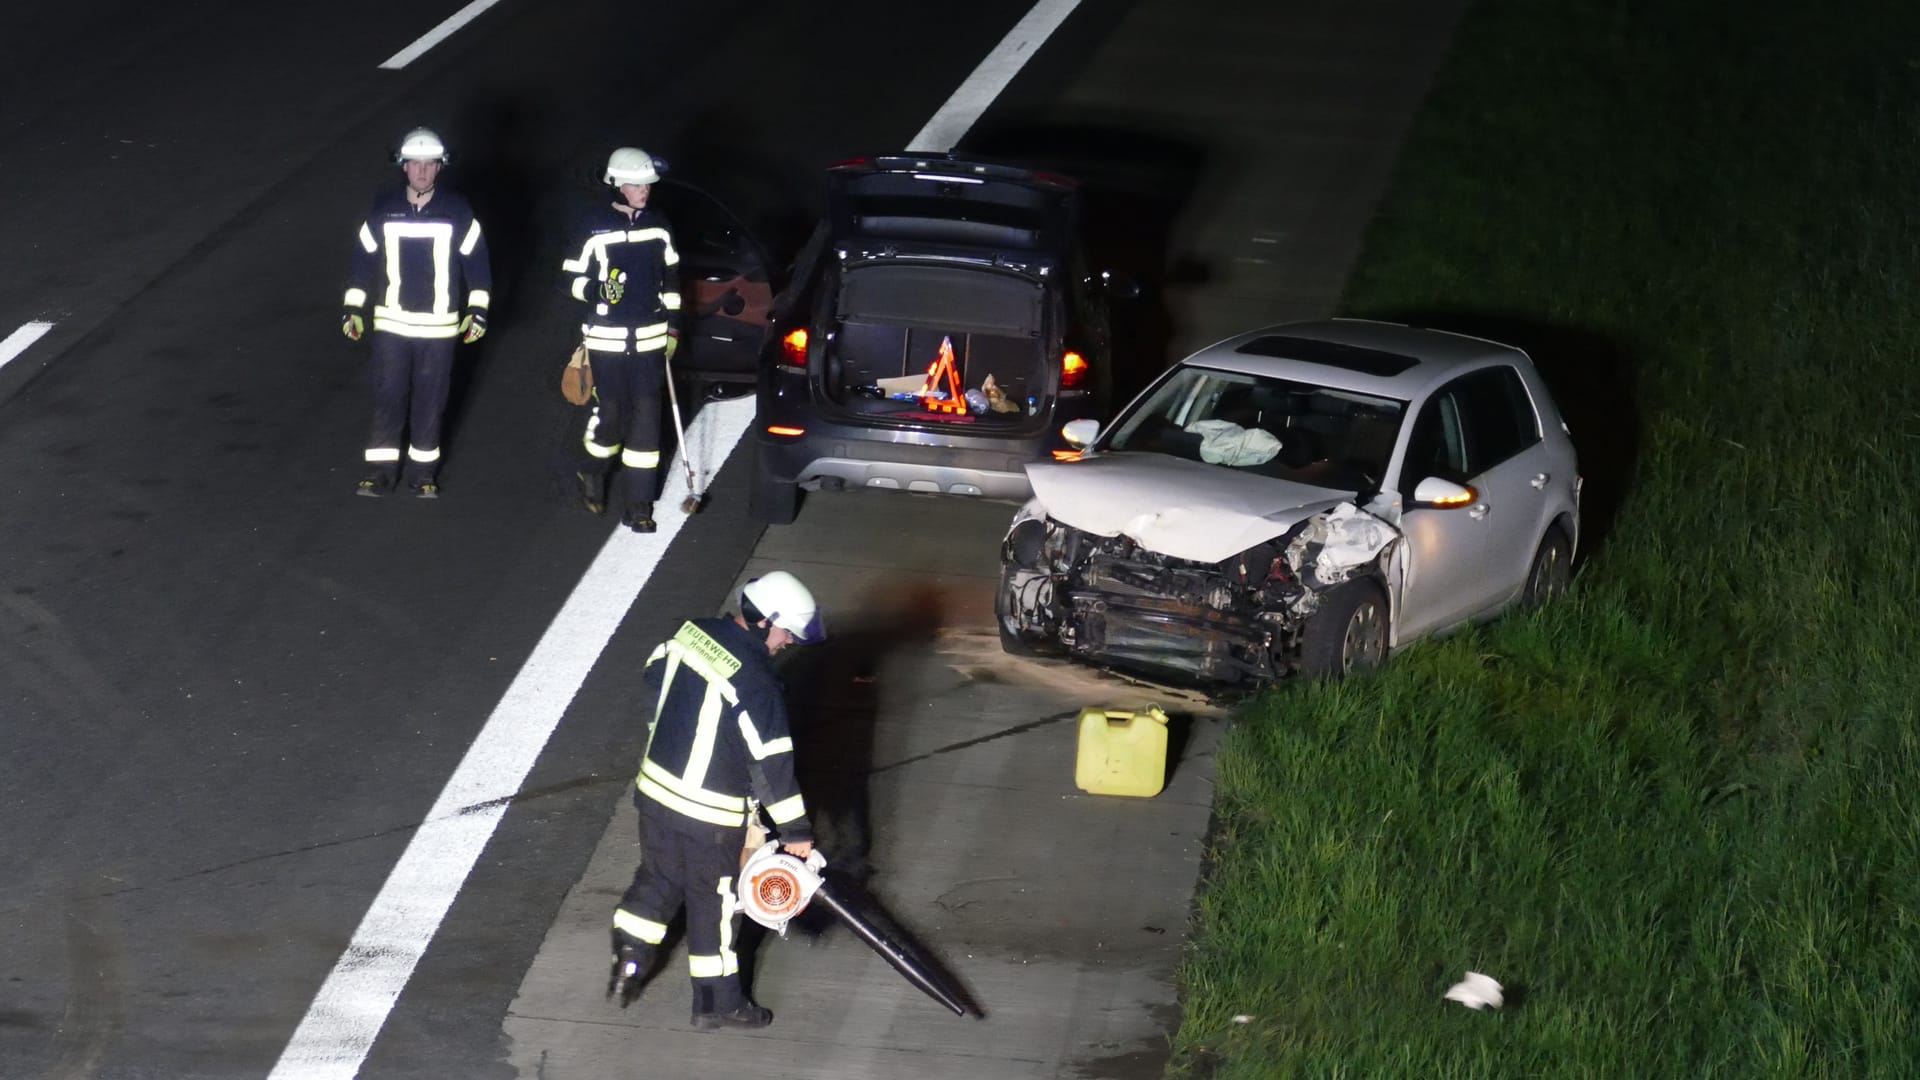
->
xmin=1172 ymin=1 xmax=1920 ymax=1075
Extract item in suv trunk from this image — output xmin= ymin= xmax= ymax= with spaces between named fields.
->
xmin=831 ymin=317 xmax=1042 ymax=414
xmin=875 ymin=374 xmax=926 ymax=395
xmin=983 ymin=374 xmax=1021 ymax=413
xmin=920 ymin=336 xmax=966 ymax=414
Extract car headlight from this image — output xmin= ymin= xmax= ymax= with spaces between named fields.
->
xmin=1005 ymin=517 xmax=1049 ymax=569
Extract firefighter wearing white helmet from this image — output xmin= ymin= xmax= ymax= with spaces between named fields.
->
xmin=340 ymin=126 xmax=492 ymax=498
xmin=559 ymin=146 xmax=682 ymax=531
xmin=608 ymin=571 xmax=824 ymax=1030
xmin=394 ymin=126 xmax=449 ymax=162
xmin=603 ymin=145 xmax=659 ymax=186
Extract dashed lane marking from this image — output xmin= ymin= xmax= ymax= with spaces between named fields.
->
xmin=378 ymin=0 xmax=503 ymax=70
xmin=0 ymin=321 xmax=54 ymax=373
xmin=907 ymin=0 xmax=1083 ymax=153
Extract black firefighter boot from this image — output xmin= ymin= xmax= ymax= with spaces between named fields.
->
xmin=607 ymin=931 xmax=656 ymax=1008
xmin=622 ymin=501 xmax=657 ymax=534
xmin=355 ymin=469 xmax=396 ymax=497
xmin=690 ymin=985 xmax=773 ymax=1031
xmin=576 ymin=470 xmax=608 ymax=516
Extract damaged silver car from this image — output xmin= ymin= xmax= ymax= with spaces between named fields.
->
xmin=996 ymin=319 xmax=1580 ymax=684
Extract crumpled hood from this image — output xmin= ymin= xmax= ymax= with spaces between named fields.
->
xmin=1025 ymin=453 xmax=1353 ymax=564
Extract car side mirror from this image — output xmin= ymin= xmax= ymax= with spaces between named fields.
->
xmin=1412 ymin=476 xmax=1477 ymax=508
xmin=1061 ymin=418 xmax=1100 ymax=448
xmin=1097 ymin=269 xmax=1142 ymax=300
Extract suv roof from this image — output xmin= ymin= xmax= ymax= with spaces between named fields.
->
xmin=827 ymin=155 xmax=1075 ymax=254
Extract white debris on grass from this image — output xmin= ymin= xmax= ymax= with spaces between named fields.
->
xmin=1444 ymin=971 xmax=1504 ymax=1010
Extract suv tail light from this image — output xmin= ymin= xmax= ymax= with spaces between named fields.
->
xmin=781 ymin=328 xmax=809 ymax=366
xmin=1061 ymin=350 xmax=1088 ymax=390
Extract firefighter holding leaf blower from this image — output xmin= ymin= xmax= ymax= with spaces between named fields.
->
xmin=609 ymin=571 xmax=824 ymax=1030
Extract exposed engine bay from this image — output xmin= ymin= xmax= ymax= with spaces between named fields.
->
xmin=998 ymin=502 xmax=1400 ymax=685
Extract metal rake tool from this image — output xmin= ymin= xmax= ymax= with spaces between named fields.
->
xmin=662 ymin=347 xmax=703 ymax=513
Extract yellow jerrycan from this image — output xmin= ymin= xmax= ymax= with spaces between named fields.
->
xmin=1074 ymin=705 xmax=1170 ymax=797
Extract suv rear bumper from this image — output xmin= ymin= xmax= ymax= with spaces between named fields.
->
xmin=758 ymin=430 xmax=1041 ymax=499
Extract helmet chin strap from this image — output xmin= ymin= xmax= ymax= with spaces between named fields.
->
xmin=739 ymin=597 xmax=774 ymax=645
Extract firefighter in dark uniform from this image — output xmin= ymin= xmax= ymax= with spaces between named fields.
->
xmin=562 ymin=146 xmax=682 ymax=532
xmin=341 ymin=127 xmax=492 ymax=498
xmin=609 ymin=571 xmax=825 ymax=1030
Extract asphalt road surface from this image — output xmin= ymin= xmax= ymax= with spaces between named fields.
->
xmin=0 ymin=1 xmax=1466 ymax=1076
xmin=0 ymin=2 xmax=1102 ymax=1075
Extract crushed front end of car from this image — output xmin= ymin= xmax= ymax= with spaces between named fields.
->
xmin=997 ymin=500 xmax=1400 ymax=686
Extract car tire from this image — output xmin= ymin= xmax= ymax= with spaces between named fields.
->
xmin=748 ymin=449 xmax=800 ymax=525
xmin=995 ymin=564 xmax=1059 ymax=657
xmin=1521 ymin=527 xmax=1573 ymax=611
xmin=1298 ymin=578 xmax=1388 ymax=678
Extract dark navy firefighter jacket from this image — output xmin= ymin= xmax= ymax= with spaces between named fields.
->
xmin=637 ymin=617 xmax=814 ymax=841
xmin=560 ymin=204 xmax=682 ymax=354
xmin=344 ymin=187 xmax=492 ymax=339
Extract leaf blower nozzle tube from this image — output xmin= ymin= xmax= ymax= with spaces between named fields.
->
xmin=810 ymin=886 xmax=970 ymax=1017
xmin=739 ymin=842 xmax=974 ymax=1017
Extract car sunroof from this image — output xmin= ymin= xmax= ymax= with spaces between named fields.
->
xmin=1235 ymin=335 xmax=1420 ymax=376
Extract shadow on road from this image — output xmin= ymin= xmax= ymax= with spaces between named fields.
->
xmin=781 ymin=581 xmax=949 ymax=885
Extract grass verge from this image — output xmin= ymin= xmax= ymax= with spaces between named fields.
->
xmin=1170 ymin=1 xmax=1920 ymax=1075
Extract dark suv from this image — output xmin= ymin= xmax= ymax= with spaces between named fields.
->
xmin=745 ymin=156 xmax=1127 ymax=524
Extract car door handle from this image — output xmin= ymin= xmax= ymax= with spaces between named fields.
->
xmin=1530 ymin=473 xmax=1550 ymax=490
xmin=1468 ymin=504 xmax=1490 ymax=520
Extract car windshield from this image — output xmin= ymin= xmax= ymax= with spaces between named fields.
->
xmin=1105 ymin=366 xmax=1407 ymax=491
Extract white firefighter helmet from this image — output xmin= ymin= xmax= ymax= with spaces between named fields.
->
xmin=740 ymin=571 xmax=825 ymax=642
xmin=395 ymin=127 xmax=449 ymax=163
xmin=604 ymin=146 xmax=661 ymax=186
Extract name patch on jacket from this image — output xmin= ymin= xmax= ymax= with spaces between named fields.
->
xmin=674 ymin=623 xmax=743 ymax=680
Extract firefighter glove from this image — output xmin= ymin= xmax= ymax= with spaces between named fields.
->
xmin=341 ymin=312 xmax=364 ymax=341
xmin=664 ymin=330 xmax=679 ymax=361
xmin=460 ymin=312 xmax=487 ymax=344
xmin=600 ymin=268 xmax=626 ymax=305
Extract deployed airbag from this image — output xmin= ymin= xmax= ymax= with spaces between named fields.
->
xmin=1185 ymin=419 xmax=1281 ymax=467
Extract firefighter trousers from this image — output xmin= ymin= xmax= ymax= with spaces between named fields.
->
xmin=581 ymin=347 xmax=664 ymax=508
xmin=366 ymin=332 xmax=456 ymax=484
xmin=614 ymin=798 xmax=748 ymax=1014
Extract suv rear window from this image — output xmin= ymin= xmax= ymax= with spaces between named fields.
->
xmin=838 ymin=265 xmax=1041 ymax=337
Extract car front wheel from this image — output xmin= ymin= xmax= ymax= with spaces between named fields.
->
xmin=1521 ymin=527 xmax=1572 ymax=611
xmin=1298 ymin=578 xmax=1388 ymax=678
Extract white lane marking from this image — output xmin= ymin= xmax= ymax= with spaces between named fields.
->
xmin=267 ymin=398 xmax=754 ymax=1080
xmin=0 ymin=321 xmax=54 ymax=373
xmin=907 ymin=0 xmax=1083 ymax=153
xmin=274 ymin=0 xmax=1087 ymax=1073
xmin=378 ymin=0 xmax=503 ymax=70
